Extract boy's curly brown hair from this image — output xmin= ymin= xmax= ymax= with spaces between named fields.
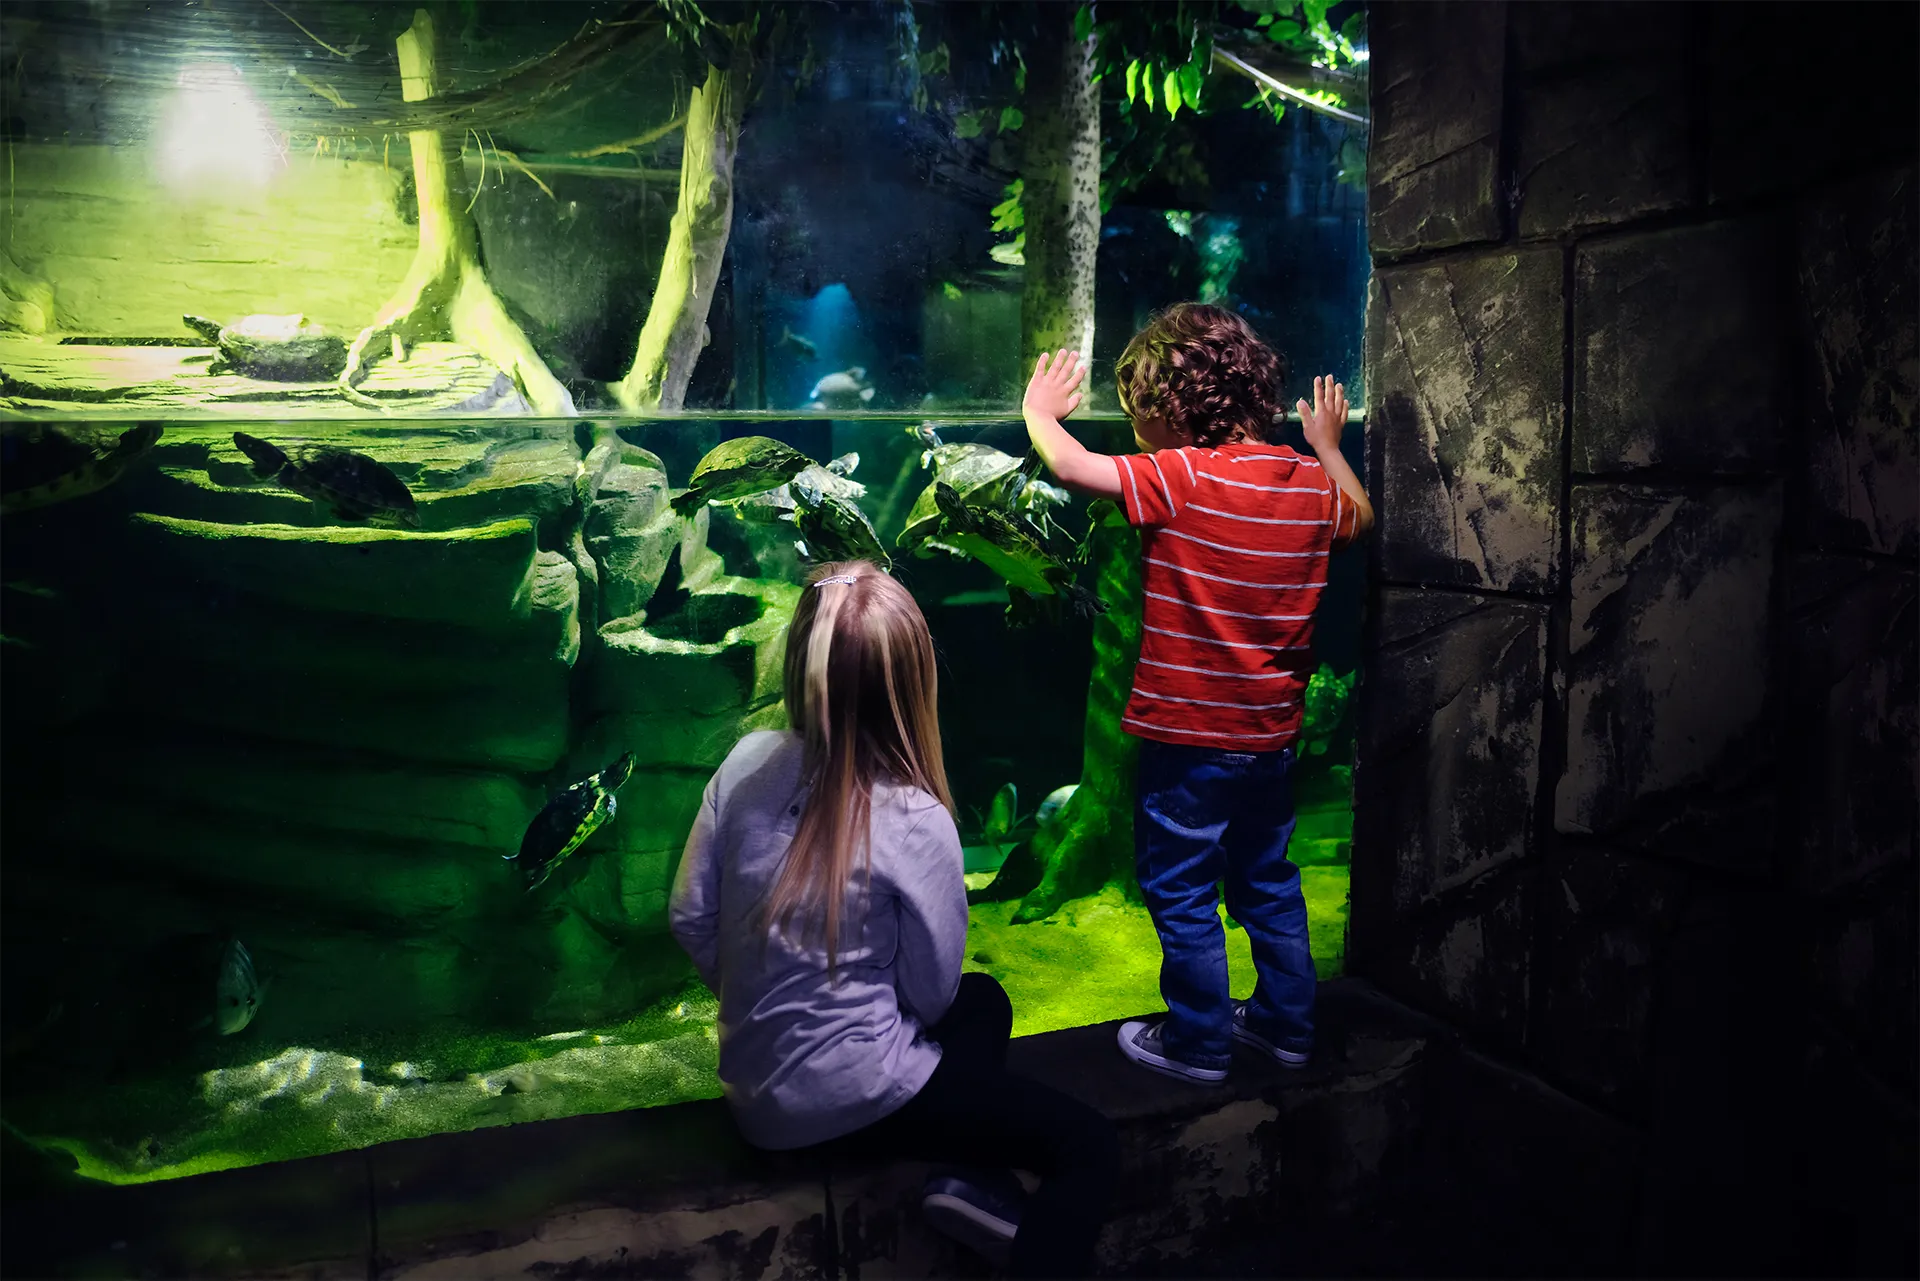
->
xmin=1114 ymin=303 xmax=1290 ymax=447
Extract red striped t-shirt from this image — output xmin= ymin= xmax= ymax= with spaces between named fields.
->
xmin=1113 ymin=442 xmax=1361 ymax=752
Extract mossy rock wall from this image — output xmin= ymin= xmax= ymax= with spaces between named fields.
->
xmin=7 ymin=424 xmax=796 ymax=1051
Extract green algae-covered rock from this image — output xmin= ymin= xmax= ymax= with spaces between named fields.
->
xmin=589 ymin=576 xmax=799 ymax=720
xmin=129 ymin=513 xmax=540 ymax=627
xmin=136 ymin=550 xmax=580 ymax=689
xmin=71 ymin=733 xmax=546 ymax=852
xmin=136 ymin=426 xmax=581 ymax=539
xmin=64 ymin=798 xmax=495 ymax=930
xmin=134 ymin=662 xmax=571 ymax=773
xmin=580 ymin=437 xmax=679 ymax=624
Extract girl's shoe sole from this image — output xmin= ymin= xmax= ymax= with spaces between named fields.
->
xmin=921 ymin=1194 xmax=1016 ymax=1267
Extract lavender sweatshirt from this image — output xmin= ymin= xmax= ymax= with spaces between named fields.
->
xmin=668 ymin=730 xmax=968 ymax=1150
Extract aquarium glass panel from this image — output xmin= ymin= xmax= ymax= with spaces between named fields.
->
xmin=2 ymin=0 xmax=1367 ymax=1183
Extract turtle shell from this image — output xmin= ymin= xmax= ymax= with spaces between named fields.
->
xmin=897 ymin=444 xmax=1026 ymax=551
xmin=517 ymin=782 xmax=609 ymax=890
xmin=928 ymin=483 xmax=1073 ymax=596
xmin=794 ymin=487 xmax=890 ymax=569
xmin=514 ymin=753 xmax=632 ymax=891
xmin=288 ymin=448 xmax=420 ymax=528
xmin=673 ymin=436 xmax=814 ymax=515
xmin=215 ymin=315 xmax=347 ymax=381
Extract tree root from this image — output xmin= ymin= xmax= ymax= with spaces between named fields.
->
xmin=340 ymin=8 xmax=574 ymax=417
xmin=980 ymin=503 xmax=1145 ymax=923
xmin=612 ymin=49 xmax=749 ymax=413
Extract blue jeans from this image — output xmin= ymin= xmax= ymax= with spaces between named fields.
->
xmin=1134 ymin=739 xmax=1317 ymax=1070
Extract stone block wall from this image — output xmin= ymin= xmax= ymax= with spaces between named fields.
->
xmin=1352 ymin=2 xmax=1917 ymax=1272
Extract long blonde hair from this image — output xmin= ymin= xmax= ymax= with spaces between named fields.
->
xmin=763 ymin=560 xmax=953 ymax=969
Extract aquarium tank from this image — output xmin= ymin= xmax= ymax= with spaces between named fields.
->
xmin=0 ymin=0 xmax=1370 ymax=1183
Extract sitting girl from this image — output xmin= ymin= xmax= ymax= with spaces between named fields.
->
xmin=669 ymin=560 xmax=1118 ymax=1277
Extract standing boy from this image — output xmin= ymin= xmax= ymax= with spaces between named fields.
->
xmin=1020 ymin=303 xmax=1372 ymax=1082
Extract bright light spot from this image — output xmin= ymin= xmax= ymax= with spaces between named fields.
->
xmin=158 ymin=63 xmax=279 ymax=192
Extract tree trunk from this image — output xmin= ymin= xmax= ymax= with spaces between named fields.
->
xmin=340 ymin=9 xmax=575 ymax=417
xmin=978 ymin=502 xmax=1144 ymax=923
xmin=613 ymin=51 xmax=750 ymax=413
xmin=1019 ymin=4 xmax=1101 ymax=374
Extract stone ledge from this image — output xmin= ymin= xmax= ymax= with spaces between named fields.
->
xmin=1 ymin=981 xmax=1460 ymax=1280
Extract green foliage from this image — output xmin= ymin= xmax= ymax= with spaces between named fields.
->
xmin=1298 ymin=664 xmax=1355 ymax=759
xmin=1164 ymin=211 xmax=1247 ymax=302
xmin=988 ymin=178 xmax=1026 ymax=264
xmin=990 ymin=179 xmax=1025 ymax=233
xmin=898 ymin=1 xmax=1368 ymax=263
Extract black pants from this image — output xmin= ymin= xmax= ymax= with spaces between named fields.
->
xmin=825 ymin=972 xmax=1120 ymax=1278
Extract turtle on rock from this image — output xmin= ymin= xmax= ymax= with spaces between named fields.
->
xmin=513 ymin=753 xmax=635 ymax=891
xmin=184 ymin=314 xmax=349 ymax=381
xmin=232 ymin=432 xmax=420 ymax=528
xmin=672 ymin=436 xmax=815 ymax=517
xmin=0 ymin=422 xmax=162 ymax=516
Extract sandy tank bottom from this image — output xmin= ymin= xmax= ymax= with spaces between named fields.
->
xmin=11 ymin=864 xmax=1348 ymax=1186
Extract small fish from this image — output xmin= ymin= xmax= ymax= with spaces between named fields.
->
xmin=983 ymin=782 xmax=1018 ymax=848
xmin=808 ymin=367 xmax=875 ymax=406
xmin=214 ymin=939 xmax=265 ymax=1036
xmin=774 ymin=326 xmax=818 ymax=360
xmin=339 ymin=34 xmax=368 ymax=59
xmin=970 ymin=782 xmax=1031 ymax=859
xmin=1035 ymin=784 xmax=1078 ymax=828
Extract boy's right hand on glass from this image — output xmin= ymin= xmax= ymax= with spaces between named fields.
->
xmin=1298 ymin=376 xmax=1348 ymax=454
xmin=1024 ymin=348 xmax=1086 ymax=421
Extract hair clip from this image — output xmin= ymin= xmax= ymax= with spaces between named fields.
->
xmin=813 ymin=574 xmax=859 ymax=587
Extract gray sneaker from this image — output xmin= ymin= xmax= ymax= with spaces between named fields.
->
xmin=1231 ymin=1001 xmax=1311 ymax=1067
xmin=921 ymin=1167 xmax=1025 ymax=1266
xmin=1117 ymin=1018 xmax=1229 ymax=1083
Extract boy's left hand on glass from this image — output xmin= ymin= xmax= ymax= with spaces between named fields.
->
xmin=1024 ymin=348 xmax=1087 ymax=422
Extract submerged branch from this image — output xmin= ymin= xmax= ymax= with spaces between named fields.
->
xmin=1213 ymin=47 xmax=1369 ymax=127
xmin=568 ymin=116 xmax=688 ymax=158
xmin=275 ymin=3 xmax=664 ymax=138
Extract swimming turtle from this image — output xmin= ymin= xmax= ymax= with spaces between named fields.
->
xmin=513 ymin=753 xmax=635 ymax=891
xmin=897 ymin=446 xmax=1043 ymax=556
xmin=0 ymin=422 xmax=162 ymax=516
xmin=727 ymin=452 xmax=865 ymax=525
xmin=184 ymin=313 xmax=348 ymax=381
xmin=929 ymin=483 xmax=1105 ymax=627
xmin=791 ymin=473 xmax=890 ymax=570
xmin=232 ymin=432 xmax=420 ymax=528
xmin=672 ymin=436 xmax=815 ymax=517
